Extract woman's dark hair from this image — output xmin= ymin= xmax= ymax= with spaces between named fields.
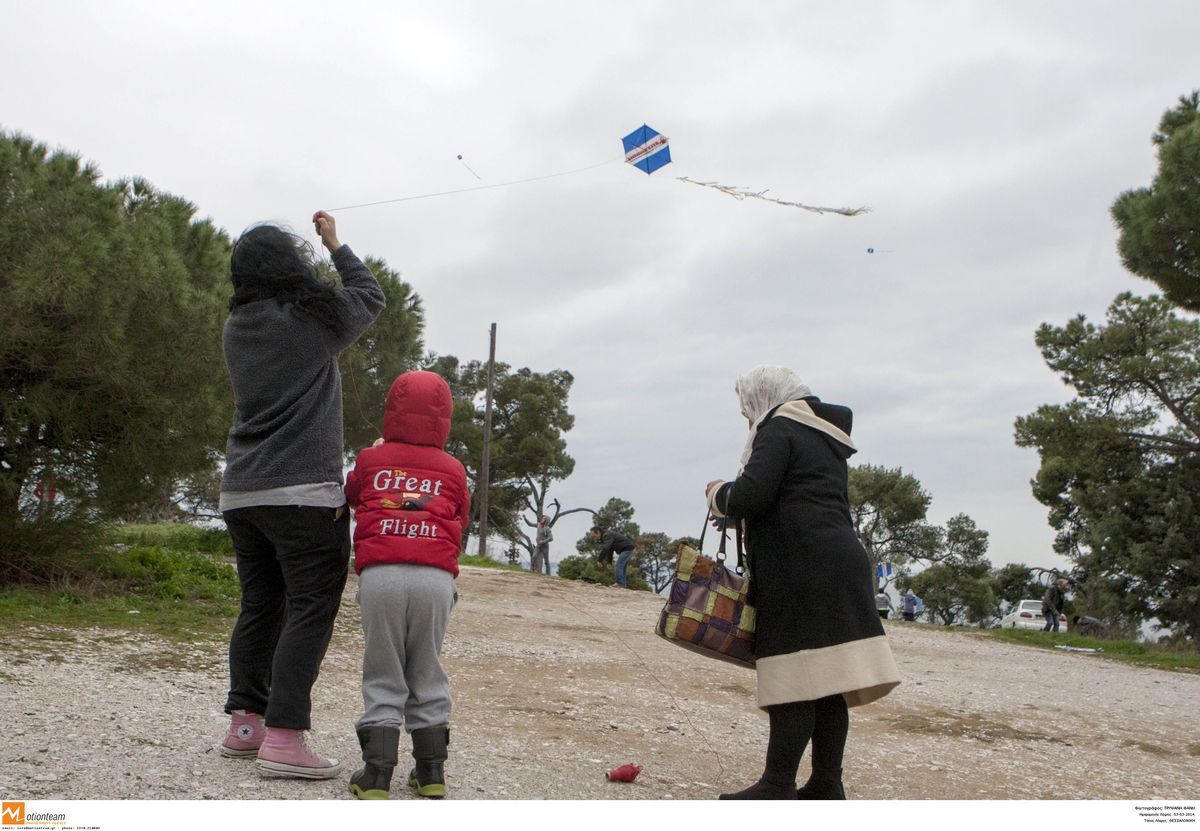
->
xmin=229 ymin=224 xmax=340 ymax=327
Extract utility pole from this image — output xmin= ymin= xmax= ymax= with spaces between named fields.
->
xmin=476 ymin=322 xmax=497 ymax=558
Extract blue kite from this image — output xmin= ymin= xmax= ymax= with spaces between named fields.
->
xmin=622 ymin=124 xmax=672 ymax=175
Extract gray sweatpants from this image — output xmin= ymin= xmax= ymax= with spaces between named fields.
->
xmin=357 ymin=563 xmax=456 ymax=732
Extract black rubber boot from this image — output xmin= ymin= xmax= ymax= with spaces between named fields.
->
xmin=408 ymin=725 xmax=450 ymax=799
xmin=348 ymin=726 xmax=400 ymax=800
xmin=796 ymin=769 xmax=846 ymax=800
xmin=718 ymin=777 xmax=799 ymax=800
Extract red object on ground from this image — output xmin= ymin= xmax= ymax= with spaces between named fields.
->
xmin=606 ymin=764 xmax=642 ymax=782
xmin=33 ymin=478 xmax=57 ymax=503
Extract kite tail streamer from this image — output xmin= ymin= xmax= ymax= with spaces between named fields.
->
xmin=676 ymin=176 xmax=868 ymax=216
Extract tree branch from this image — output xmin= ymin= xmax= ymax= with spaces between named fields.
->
xmin=1126 ymin=431 xmax=1200 ymax=453
xmin=552 ymin=506 xmax=597 ymax=523
xmin=1143 ymin=377 xmax=1200 ymax=441
xmin=515 ymin=530 xmax=532 ymax=554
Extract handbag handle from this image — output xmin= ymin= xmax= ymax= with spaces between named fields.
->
xmin=699 ymin=512 xmax=747 ymax=575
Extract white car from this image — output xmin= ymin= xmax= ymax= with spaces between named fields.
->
xmin=1000 ymin=599 xmax=1068 ymax=632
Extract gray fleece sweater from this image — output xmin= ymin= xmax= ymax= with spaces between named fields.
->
xmin=220 ymin=245 xmax=386 ymax=492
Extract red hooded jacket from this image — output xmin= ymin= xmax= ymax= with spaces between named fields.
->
xmin=345 ymin=371 xmax=469 ymax=576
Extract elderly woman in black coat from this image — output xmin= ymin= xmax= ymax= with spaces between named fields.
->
xmin=705 ymin=366 xmax=900 ymax=800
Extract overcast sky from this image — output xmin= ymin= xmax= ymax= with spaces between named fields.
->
xmin=4 ymin=1 xmax=1197 ymax=570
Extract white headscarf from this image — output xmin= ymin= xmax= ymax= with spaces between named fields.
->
xmin=735 ymin=365 xmax=811 ymax=470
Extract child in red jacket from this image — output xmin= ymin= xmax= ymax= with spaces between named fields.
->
xmin=344 ymin=370 xmax=469 ymax=800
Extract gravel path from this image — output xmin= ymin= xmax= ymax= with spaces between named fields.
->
xmin=2 ymin=565 xmax=1198 ymax=801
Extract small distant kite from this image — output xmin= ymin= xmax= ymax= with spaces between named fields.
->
xmin=622 ymin=122 xmax=867 ymax=217
xmin=866 ymin=247 xmax=894 ymax=254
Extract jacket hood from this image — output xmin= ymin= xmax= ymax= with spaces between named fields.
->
xmin=382 ymin=371 xmax=453 ymax=448
xmin=805 ymin=398 xmax=856 ymax=460
xmin=805 ymin=398 xmax=853 ymax=436
xmin=769 ymin=398 xmax=857 ymax=461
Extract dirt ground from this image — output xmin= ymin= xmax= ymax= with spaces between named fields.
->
xmin=2 ymin=564 xmax=1198 ymax=801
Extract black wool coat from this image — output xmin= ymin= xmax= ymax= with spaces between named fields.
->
xmin=712 ymin=398 xmax=899 ymax=708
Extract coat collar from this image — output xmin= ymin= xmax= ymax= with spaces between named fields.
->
xmin=771 ymin=400 xmax=857 ymax=452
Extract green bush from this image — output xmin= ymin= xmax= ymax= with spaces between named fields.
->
xmin=0 ymin=513 xmax=111 ymax=585
xmin=101 ymin=545 xmax=238 ymax=600
xmin=0 ymin=524 xmax=241 ymax=635
xmin=557 ymin=554 xmax=649 ymax=591
xmin=111 ymin=523 xmax=234 ymax=556
xmin=0 ymin=519 xmax=233 ymax=587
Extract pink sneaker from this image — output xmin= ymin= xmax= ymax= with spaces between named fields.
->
xmin=219 ymin=711 xmax=265 ymax=758
xmin=256 ymin=728 xmax=342 ymax=779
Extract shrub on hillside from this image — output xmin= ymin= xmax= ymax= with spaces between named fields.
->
xmin=102 ymin=545 xmax=238 ymax=601
xmin=557 ymin=555 xmax=649 ymax=591
xmin=0 ymin=513 xmax=110 ymax=585
xmin=112 ymin=524 xmax=233 ymax=556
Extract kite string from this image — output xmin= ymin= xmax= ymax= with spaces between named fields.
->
xmin=554 ymin=589 xmax=729 ymax=784
xmin=318 ymin=159 xmax=617 ymax=438
xmin=326 ymin=158 xmax=619 ymax=212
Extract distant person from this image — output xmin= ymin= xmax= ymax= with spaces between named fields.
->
xmin=875 ymin=590 xmax=894 ymax=619
xmin=218 ymin=212 xmax=385 ymax=778
xmin=902 ymin=589 xmax=919 ymax=622
xmin=1042 ymin=577 xmax=1069 ymax=632
xmin=344 ymin=371 xmax=470 ymax=800
xmin=591 ymin=526 xmax=636 ymax=588
xmin=703 ymin=365 xmax=900 ymax=800
xmin=1072 ymin=615 xmax=1110 ymax=638
xmin=535 ymin=515 xmax=553 ymax=574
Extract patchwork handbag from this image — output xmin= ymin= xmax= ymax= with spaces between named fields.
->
xmin=654 ymin=514 xmax=756 ymax=668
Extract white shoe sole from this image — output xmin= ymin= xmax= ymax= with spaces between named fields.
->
xmin=256 ymin=758 xmax=343 ymax=779
xmin=218 ymin=744 xmax=261 ymax=759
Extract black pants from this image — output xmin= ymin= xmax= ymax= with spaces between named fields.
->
xmin=223 ymin=505 xmax=351 ymax=729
